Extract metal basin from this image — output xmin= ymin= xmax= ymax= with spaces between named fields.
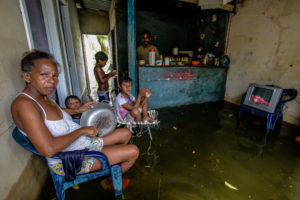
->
xmin=80 ymin=103 xmax=117 ymax=136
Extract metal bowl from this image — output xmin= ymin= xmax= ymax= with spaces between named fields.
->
xmin=80 ymin=103 xmax=117 ymax=136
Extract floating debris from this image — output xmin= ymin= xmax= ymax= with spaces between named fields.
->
xmin=253 ymin=121 xmax=261 ymax=125
xmin=157 ymin=178 xmax=162 ymax=200
xmin=145 ymin=165 xmax=151 ymax=168
xmin=71 ymin=184 xmax=80 ymax=190
xmin=225 ymin=181 xmax=238 ymax=190
xmin=173 ymin=126 xmax=177 ymax=131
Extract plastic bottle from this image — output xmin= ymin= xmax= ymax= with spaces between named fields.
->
xmin=159 ymin=54 xmax=163 ymax=61
xmin=149 ymin=49 xmax=156 ymax=66
xmin=164 ymin=56 xmax=170 ymax=66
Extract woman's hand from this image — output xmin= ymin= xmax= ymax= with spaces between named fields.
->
xmin=80 ymin=126 xmax=99 ymax=137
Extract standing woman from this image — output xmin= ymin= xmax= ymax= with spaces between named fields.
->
xmin=11 ymin=50 xmax=139 ymax=187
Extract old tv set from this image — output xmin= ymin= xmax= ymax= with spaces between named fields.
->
xmin=242 ymin=84 xmax=283 ymax=113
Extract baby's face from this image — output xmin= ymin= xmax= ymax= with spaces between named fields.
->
xmin=67 ymin=98 xmax=81 ymax=109
xmin=121 ymin=81 xmax=132 ymax=96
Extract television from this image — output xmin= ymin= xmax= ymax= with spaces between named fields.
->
xmin=242 ymin=84 xmax=283 ymax=113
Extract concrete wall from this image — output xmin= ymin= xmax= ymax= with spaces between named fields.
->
xmin=0 ymin=0 xmax=47 ymax=199
xmin=79 ymin=9 xmax=109 ymax=34
xmin=225 ymin=0 xmax=300 ymax=125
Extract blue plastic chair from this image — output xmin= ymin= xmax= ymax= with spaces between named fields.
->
xmin=12 ymin=128 xmax=122 ymax=200
xmin=238 ymin=89 xmax=298 ymax=134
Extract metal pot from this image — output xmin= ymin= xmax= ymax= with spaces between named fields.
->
xmin=80 ymin=103 xmax=117 ymax=136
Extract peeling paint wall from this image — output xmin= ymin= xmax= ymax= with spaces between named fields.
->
xmin=225 ymin=0 xmax=300 ymax=125
xmin=139 ymin=67 xmax=227 ymax=108
xmin=0 ymin=0 xmax=47 ymax=199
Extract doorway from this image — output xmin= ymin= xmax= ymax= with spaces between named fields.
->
xmin=82 ymin=34 xmax=116 ymax=102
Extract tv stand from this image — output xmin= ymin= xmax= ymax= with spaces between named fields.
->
xmin=238 ymin=89 xmax=297 ymax=134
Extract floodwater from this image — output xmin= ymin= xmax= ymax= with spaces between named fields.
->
xmin=39 ymin=102 xmax=300 ymax=200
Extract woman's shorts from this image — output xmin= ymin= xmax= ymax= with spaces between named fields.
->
xmin=49 ymin=137 xmax=104 ymax=176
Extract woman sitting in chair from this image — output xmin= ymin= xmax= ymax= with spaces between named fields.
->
xmin=11 ymin=50 xmax=138 ymax=188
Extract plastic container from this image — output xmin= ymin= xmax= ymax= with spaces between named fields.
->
xmin=164 ymin=56 xmax=170 ymax=66
xmin=156 ymin=60 xmax=163 ymax=66
xmin=149 ymin=49 xmax=156 ymax=66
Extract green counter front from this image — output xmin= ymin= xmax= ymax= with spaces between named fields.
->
xmin=138 ymin=66 xmax=228 ymax=109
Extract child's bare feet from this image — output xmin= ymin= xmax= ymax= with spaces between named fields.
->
xmin=143 ymin=116 xmax=153 ymax=122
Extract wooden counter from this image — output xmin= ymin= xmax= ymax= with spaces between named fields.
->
xmin=138 ymin=66 xmax=228 ymax=109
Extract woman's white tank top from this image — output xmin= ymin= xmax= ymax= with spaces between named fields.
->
xmin=18 ymin=92 xmax=90 ymax=165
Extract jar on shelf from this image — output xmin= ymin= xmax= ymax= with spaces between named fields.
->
xmin=164 ymin=56 xmax=170 ymax=66
xmin=149 ymin=49 xmax=156 ymax=66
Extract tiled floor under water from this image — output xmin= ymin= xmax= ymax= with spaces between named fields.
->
xmin=39 ymin=101 xmax=300 ymax=200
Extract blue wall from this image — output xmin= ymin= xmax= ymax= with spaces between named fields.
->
xmin=139 ymin=67 xmax=228 ymax=108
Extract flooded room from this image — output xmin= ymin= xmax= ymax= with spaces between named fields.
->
xmin=1 ymin=0 xmax=300 ymax=200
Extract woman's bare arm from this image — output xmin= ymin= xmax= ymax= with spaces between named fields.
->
xmin=12 ymin=99 xmax=98 ymax=157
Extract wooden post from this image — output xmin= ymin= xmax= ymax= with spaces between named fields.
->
xmin=127 ymin=0 xmax=136 ymax=96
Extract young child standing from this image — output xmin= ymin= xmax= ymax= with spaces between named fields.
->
xmin=94 ymin=51 xmax=117 ymax=103
xmin=114 ymin=77 xmax=152 ymax=122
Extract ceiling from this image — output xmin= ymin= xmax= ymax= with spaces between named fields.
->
xmin=76 ymin=0 xmax=199 ymax=12
xmin=80 ymin=0 xmax=112 ymax=11
xmin=76 ymin=0 xmax=234 ymax=13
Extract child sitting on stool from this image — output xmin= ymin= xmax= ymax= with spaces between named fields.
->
xmin=114 ymin=77 xmax=152 ymax=122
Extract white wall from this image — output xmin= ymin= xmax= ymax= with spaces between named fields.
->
xmin=225 ymin=0 xmax=300 ymax=125
xmin=0 ymin=0 xmax=47 ymax=199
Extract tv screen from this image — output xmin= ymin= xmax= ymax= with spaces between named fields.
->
xmin=243 ymin=84 xmax=283 ymax=113
xmin=250 ymin=87 xmax=273 ymax=106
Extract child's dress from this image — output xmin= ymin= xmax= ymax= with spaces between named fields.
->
xmin=114 ymin=93 xmax=135 ymax=120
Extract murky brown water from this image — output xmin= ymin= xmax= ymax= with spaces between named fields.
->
xmin=39 ymin=102 xmax=300 ymax=200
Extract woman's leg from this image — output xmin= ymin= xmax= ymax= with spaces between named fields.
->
xmin=89 ymin=128 xmax=139 ymax=173
xmin=91 ymin=144 xmax=139 ymax=173
xmin=102 ymin=128 xmax=132 ymax=145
